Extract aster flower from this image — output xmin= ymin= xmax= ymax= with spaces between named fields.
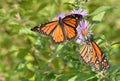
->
xmin=71 ymin=9 xmax=88 ymax=17
xmin=76 ymin=20 xmax=90 ymax=43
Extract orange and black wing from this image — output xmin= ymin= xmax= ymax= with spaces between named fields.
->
xmin=51 ymin=24 xmax=65 ymax=43
xmin=31 ymin=21 xmax=58 ymax=35
xmin=63 ymin=14 xmax=83 ymax=39
xmin=91 ymin=41 xmax=109 ymax=71
xmin=80 ymin=38 xmax=109 ymax=71
xmin=31 ymin=20 xmax=66 ymax=43
xmin=80 ymin=43 xmax=93 ymax=64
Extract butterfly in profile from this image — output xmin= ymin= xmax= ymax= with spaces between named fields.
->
xmin=79 ymin=35 xmax=109 ymax=71
xmin=31 ymin=14 xmax=83 ymax=44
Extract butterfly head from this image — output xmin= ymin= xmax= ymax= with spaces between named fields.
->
xmin=85 ymin=35 xmax=94 ymax=42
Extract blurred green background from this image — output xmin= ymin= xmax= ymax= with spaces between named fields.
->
xmin=0 ymin=0 xmax=120 ymax=81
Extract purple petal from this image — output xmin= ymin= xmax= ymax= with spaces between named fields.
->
xmin=76 ymin=20 xmax=90 ymax=44
xmin=79 ymin=20 xmax=90 ymax=29
xmin=56 ymin=13 xmax=65 ymax=19
xmin=76 ymin=34 xmax=83 ymax=44
xmin=77 ymin=25 xmax=81 ymax=34
xmin=71 ymin=9 xmax=88 ymax=17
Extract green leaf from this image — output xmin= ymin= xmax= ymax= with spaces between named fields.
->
xmin=37 ymin=2 xmax=48 ymax=11
xmin=90 ymin=6 xmax=112 ymax=16
xmin=92 ymin=11 xmax=105 ymax=22
xmin=68 ymin=75 xmax=77 ymax=81
xmin=75 ymin=72 xmax=96 ymax=81
xmin=20 ymin=78 xmax=29 ymax=81
xmin=91 ymin=6 xmax=112 ymax=23
xmin=54 ymin=44 xmax=64 ymax=54
xmin=35 ymin=71 xmax=46 ymax=81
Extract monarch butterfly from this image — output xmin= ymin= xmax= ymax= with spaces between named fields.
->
xmin=80 ymin=35 xmax=109 ymax=71
xmin=31 ymin=14 xmax=83 ymax=44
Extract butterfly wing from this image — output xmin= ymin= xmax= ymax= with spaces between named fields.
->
xmin=31 ymin=21 xmax=58 ymax=35
xmin=80 ymin=43 xmax=93 ymax=64
xmin=31 ymin=20 xmax=66 ymax=43
xmin=63 ymin=14 xmax=83 ymax=39
xmin=80 ymin=36 xmax=109 ymax=71
xmin=51 ymin=24 xmax=65 ymax=43
xmin=91 ymin=41 xmax=109 ymax=71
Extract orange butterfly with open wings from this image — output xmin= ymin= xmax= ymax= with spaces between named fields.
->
xmin=31 ymin=14 xmax=83 ymax=44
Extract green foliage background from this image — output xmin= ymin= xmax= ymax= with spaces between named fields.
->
xmin=0 ymin=0 xmax=120 ymax=81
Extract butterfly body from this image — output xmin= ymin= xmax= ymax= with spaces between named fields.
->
xmin=31 ymin=14 xmax=83 ymax=44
